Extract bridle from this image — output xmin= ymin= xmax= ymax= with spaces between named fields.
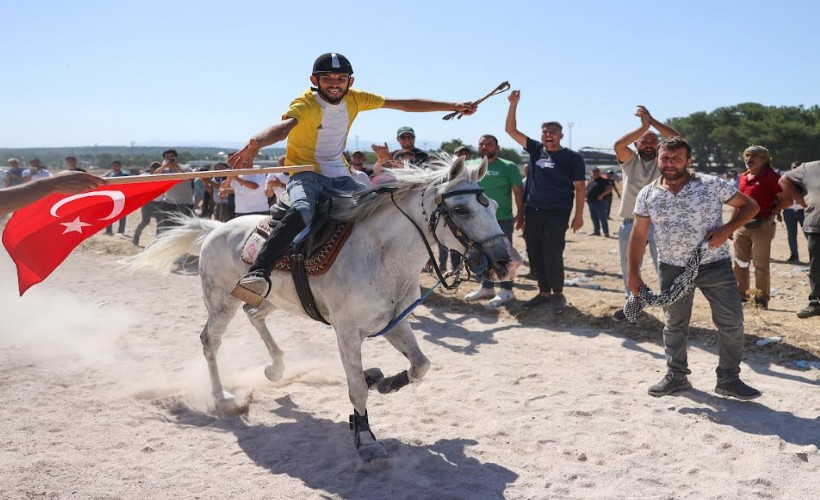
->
xmin=366 ymin=183 xmax=507 ymax=338
xmin=385 ymin=184 xmax=506 ymax=290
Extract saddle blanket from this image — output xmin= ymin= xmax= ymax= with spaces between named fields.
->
xmin=241 ymin=218 xmax=354 ymax=276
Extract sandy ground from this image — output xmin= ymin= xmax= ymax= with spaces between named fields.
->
xmin=1 ymin=206 xmax=818 ymax=499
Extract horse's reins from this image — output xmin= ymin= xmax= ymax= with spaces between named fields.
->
xmin=442 ymin=81 xmax=510 ymax=120
xmin=368 ymin=186 xmax=505 ymax=338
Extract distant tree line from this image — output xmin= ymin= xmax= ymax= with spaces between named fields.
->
xmin=439 ymin=138 xmax=524 ymax=164
xmin=0 ymin=146 xmax=285 ymax=171
xmin=667 ymin=102 xmax=820 ymax=172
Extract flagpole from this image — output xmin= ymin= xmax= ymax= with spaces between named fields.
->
xmin=103 ymin=165 xmax=314 ymax=185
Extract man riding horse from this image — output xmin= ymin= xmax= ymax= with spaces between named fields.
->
xmin=229 ymin=52 xmax=477 ymax=305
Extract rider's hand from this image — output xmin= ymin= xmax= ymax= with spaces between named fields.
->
xmin=455 ymin=102 xmax=478 ymax=116
xmin=228 ymin=139 xmax=259 ymax=169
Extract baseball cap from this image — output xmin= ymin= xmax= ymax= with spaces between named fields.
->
xmin=396 ymin=126 xmax=415 ymax=137
xmin=454 ymin=145 xmax=471 ymax=154
xmin=743 ymin=145 xmax=770 ymax=160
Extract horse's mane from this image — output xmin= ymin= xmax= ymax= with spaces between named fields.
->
xmin=330 ymin=155 xmax=468 ymax=223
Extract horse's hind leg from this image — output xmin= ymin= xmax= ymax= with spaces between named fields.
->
xmin=200 ymin=299 xmax=242 ymax=412
xmin=374 ymin=320 xmax=430 ymax=394
xmin=242 ymin=302 xmax=285 ymax=382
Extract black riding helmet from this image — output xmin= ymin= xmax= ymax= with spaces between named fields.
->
xmin=312 ymin=52 xmax=354 ymax=76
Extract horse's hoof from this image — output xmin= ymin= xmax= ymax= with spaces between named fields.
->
xmin=376 ymin=370 xmax=410 ymax=394
xmin=215 ymin=397 xmax=240 ymax=414
xmin=215 ymin=392 xmax=251 ymax=415
xmin=358 ymin=441 xmax=388 ymax=462
xmin=364 ymin=368 xmax=384 ymax=389
xmin=264 ymin=363 xmax=284 ymax=382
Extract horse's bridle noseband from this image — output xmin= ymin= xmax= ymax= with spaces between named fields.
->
xmin=427 ymin=188 xmax=506 ymax=268
xmin=384 ymin=184 xmax=507 ymax=289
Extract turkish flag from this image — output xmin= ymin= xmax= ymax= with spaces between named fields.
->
xmin=2 ymin=180 xmax=180 ymax=295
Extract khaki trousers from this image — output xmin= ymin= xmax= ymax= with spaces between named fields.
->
xmin=732 ymin=219 xmax=776 ymax=301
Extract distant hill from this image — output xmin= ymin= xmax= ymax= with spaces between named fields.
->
xmin=0 ymin=146 xmax=286 ymax=170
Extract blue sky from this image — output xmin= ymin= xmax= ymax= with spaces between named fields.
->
xmin=2 ymin=0 xmax=817 ymax=153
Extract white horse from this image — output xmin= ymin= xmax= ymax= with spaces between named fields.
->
xmin=130 ymin=156 xmax=520 ymax=461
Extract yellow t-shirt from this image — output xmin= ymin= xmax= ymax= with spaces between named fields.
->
xmin=283 ymin=88 xmax=384 ymax=177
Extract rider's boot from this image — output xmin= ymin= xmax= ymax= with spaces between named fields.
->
xmin=231 ymin=210 xmax=307 ymax=306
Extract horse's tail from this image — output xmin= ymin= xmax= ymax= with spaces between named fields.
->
xmin=127 ymin=215 xmax=222 ymax=274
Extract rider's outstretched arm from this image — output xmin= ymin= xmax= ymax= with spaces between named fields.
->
xmin=382 ymin=99 xmax=475 ymax=115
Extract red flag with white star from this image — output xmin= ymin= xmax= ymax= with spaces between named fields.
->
xmin=2 ymin=180 xmax=180 ymax=295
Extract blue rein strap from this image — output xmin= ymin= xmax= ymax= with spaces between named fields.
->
xmin=369 ymin=279 xmax=442 ymax=338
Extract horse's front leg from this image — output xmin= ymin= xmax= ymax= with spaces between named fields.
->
xmin=336 ymin=328 xmax=388 ymax=462
xmin=370 ymin=320 xmax=430 ymax=394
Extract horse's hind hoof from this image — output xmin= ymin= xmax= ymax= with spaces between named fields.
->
xmin=363 ymin=368 xmax=384 ymax=389
xmin=358 ymin=441 xmax=388 ymax=462
xmin=264 ymin=362 xmax=284 ymax=382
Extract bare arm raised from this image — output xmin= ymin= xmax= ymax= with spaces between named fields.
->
xmin=505 ymin=90 xmax=527 ymax=148
xmin=614 ymin=106 xmax=682 ymax=163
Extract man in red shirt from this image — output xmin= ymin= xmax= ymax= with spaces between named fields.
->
xmin=732 ymin=146 xmax=790 ymax=308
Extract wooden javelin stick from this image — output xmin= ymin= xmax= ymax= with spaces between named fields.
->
xmin=103 ymin=165 xmax=314 ymax=185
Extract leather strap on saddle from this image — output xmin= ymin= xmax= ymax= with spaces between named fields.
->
xmin=289 ymin=232 xmax=330 ymax=324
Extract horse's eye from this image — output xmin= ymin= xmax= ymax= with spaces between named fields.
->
xmin=477 ymin=193 xmax=490 ymax=207
xmin=452 ymin=205 xmax=471 ymax=215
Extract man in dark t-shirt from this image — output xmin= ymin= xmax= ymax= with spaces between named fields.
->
xmin=505 ymin=89 xmax=586 ymax=313
xmin=586 ymin=167 xmax=613 ymax=237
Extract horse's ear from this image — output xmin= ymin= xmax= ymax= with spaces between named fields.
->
xmin=474 ymin=157 xmax=489 ymax=181
xmin=448 ymin=155 xmax=466 ymax=182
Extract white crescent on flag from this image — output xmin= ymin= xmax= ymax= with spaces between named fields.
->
xmin=49 ymin=190 xmax=126 ymax=221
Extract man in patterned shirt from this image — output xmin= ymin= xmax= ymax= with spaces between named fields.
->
xmin=627 ymin=137 xmax=762 ymax=400
xmin=229 ymin=52 xmax=477 ymax=305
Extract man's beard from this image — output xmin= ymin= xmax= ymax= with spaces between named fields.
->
xmin=661 ymin=168 xmax=687 ymax=181
xmin=638 ymin=149 xmax=657 ymax=161
xmin=317 ymin=85 xmax=349 ymax=105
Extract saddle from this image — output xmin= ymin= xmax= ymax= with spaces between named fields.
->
xmin=241 ymin=200 xmax=354 ymax=324
xmin=241 ymin=201 xmax=354 ymax=276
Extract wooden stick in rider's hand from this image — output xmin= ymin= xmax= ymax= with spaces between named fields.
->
xmin=103 ymin=165 xmax=314 ymax=184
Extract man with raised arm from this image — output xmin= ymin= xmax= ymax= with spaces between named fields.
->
xmin=229 ymin=53 xmax=477 ymax=305
xmin=612 ymin=106 xmax=681 ymax=321
xmin=505 ymin=89 xmax=586 ymax=314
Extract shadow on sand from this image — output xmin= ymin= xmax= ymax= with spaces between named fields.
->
xmin=418 ymin=285 xmax=820 ymax=388
xmin=159 ymin=395 xmax=518 ymax=499
xmin=677 ymin=389 xmax=820 ymax=447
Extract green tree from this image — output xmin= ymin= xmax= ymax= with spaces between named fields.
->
xmin=439 ymin=138 xmax=469 ymax=154
xmin=668 ymin=103 xmax=820 ymax=171
xmin=497 ymin=147 xmax=523 ymax=164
